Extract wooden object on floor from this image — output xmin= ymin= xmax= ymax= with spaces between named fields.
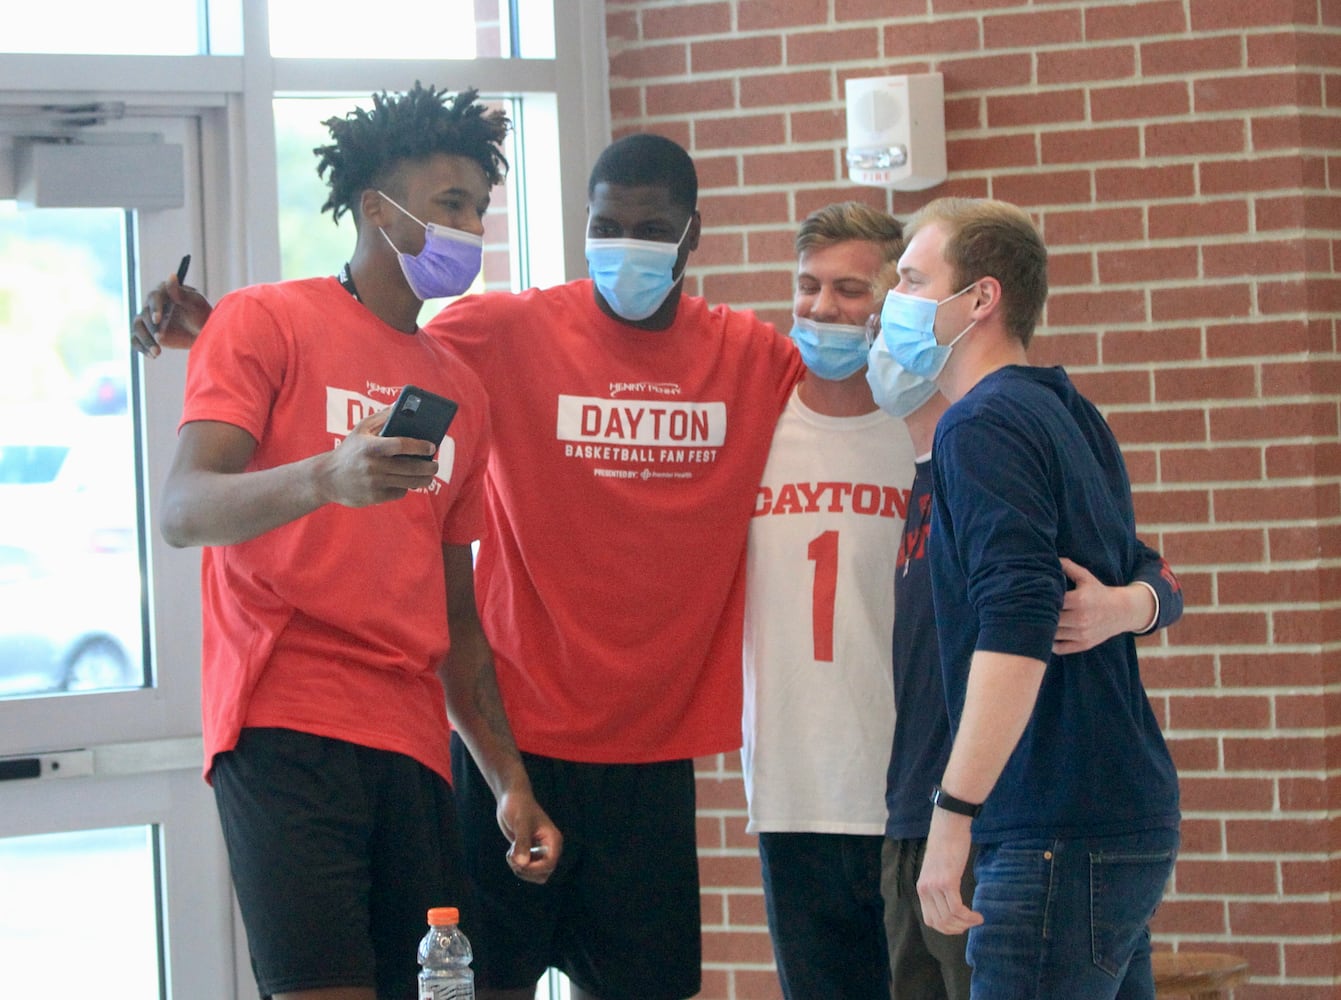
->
xmin=1152 ymin=950 xmax=1249 ymax=999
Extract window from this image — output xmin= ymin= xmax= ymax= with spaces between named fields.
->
xmin=0 ymin=0 xmax=201 ymax=56
xmin=0 ymin=827 xmax=160 ymax=997
xmin=269 ymin=0 xmax=479 ymax=59
xmin=0 ymin=203 xmax=144 ymax=698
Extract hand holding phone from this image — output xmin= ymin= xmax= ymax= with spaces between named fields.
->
xmin=379 ymin=385 xmax=458 ymax=459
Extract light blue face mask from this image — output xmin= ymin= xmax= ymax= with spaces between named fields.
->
xmin=585 ymin=217 xmax=693 ymax=322
xmin=878 ymin=284 xmax=978 ymax=379
xmin=788 ymin=316 xmax=870 ymax=381
xmin=865 ymin=329 xmax=940 ymax=418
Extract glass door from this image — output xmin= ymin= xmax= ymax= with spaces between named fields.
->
xmin=0 ymin=112 xmax=238 ymax=1000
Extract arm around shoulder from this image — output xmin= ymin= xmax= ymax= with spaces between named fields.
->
xmin=131 ymin=276 xmax=214 ymax=358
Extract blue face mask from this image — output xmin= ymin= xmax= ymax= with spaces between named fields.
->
xmin=585 ymin=217 xmax=693 ymax=322
xmin=865 ymin=329 xmax=940 ymax=418
xmin=788 ymin=316 xmax=870 ymax=381
xmin=878 ymin=283 xmax=978 ymax=379
xmin=377 ymin=191 xmax=482 ymax=300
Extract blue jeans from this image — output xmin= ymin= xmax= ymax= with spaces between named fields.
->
xmin=758 ymin=831 xmax=889 ymax=1000
xmin=967 ymin=828 xmax=1179 ymax=1000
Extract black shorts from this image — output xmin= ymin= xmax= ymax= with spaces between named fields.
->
xmin=212 ymin=728 xmax=470 ymax=1000
xmin=451 ymin=732 xmax=701 ymax=1000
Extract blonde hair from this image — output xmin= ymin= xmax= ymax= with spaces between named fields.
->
xmin=796 ymin=202 xmax=903 ymax=263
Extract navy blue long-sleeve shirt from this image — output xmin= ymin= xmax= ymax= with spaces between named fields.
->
xmin=885 ymin=451 xmax=1183 ymax=841
xmin=929 ymin=365 xmax=1180 ymax=841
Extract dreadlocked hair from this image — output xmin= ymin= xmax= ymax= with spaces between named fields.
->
xmin=314 ymin=81 xmax=510 ymax=224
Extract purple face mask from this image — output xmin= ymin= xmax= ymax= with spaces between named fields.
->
xmin=378 ymin=191 xmax=483 ymax=300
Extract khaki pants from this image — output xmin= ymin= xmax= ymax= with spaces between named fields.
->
xmin=881 ymin=837 xmax=975 ymax=1000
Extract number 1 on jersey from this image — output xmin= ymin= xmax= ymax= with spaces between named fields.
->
xmin=807 ymin=530 xmax=838 ymax=662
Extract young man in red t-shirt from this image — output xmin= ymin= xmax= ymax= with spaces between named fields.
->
xmin=151 ymin=84 xmax=559 ymax=1000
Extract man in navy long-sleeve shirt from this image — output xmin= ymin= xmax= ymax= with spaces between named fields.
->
xmin=879 ymin=387 xmax=1183 ymax=1000
xmin=882 ymin=196 xmax=1181 ymax=1000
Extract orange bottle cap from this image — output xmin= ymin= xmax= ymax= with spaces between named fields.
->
xmin=426 ymin=907 xmax=460 ymax=926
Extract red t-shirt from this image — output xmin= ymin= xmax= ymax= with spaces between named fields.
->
xmin=181 ymin=277 xmax=490 ymax=783
xmin=426 ymin=280 xmax=803 ymax=762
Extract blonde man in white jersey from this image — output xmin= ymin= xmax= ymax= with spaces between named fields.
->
xmin=742 ymin=202 xmax=912 ymax=999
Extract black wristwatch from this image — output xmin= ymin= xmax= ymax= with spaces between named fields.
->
xmin=931 ymin=784 xmax=983 ymax=818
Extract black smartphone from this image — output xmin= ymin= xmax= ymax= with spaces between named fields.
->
xmin=379 ymin=385 xmax=458 ymax=458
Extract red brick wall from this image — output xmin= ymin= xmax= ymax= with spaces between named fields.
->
xmin=605 ymin=3 xmax=1341 ymax=998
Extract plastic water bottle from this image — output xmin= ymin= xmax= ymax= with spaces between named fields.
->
xmin=417 ymin=906 xmax=474 ymax=1000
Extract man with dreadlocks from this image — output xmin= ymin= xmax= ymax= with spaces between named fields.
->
xmin=153 ymin=83 xmax=559 ymax=1000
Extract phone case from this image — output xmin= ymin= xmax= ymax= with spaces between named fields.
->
xmin=379 ymin=385 xmax=459 ymax=457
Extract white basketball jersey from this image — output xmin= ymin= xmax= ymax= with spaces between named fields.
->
xmin=742 ymin=388 xmax=915 ymax=834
